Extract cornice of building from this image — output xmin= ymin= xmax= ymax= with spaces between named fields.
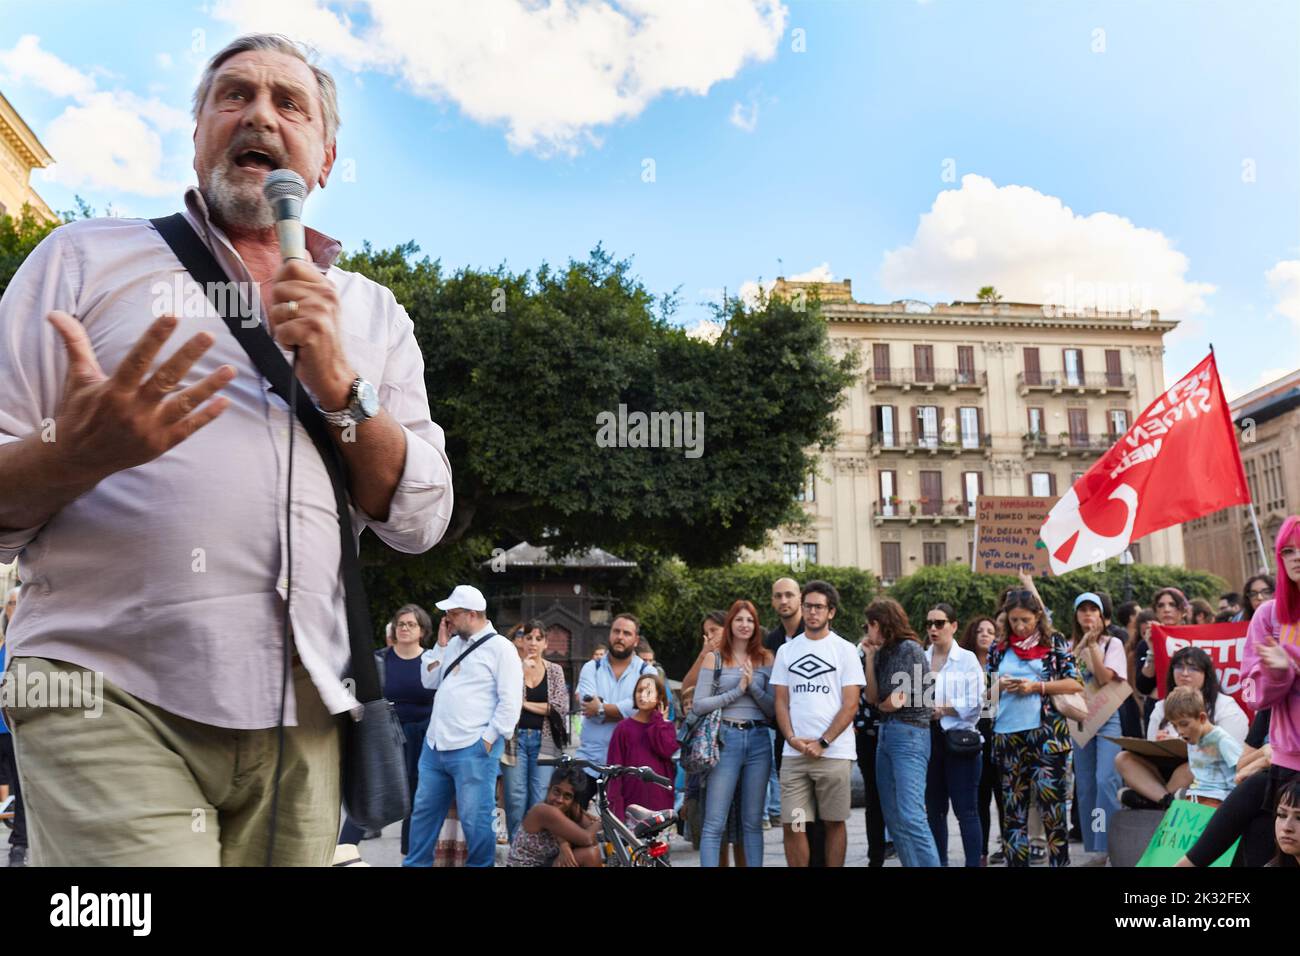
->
xmin=0 ymin=89 xmax=54 ymax=170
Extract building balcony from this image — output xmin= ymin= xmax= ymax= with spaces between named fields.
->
xmin=1016 ymin=370 xmax=1136 ymax=396
xmin=872 ymin=499 xmax=976 ymax=526
xmin=1022 ymin=432 xmax=1122 ymax=459
xmin=867 ymin=367 xmax=987 ymax=393
xmin=869 ymin=431 xmax=993 ymax=457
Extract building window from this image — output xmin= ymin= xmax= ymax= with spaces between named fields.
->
xmin=873 ymin=343 xmax=891 ymax=382
xmin=957 ymin=346 xmax=976 ymax=384
xmin=1105 ymin=349 xmax=1123 ymax=387
xmin=879 ymin=470 xmax=897 ymax=516
xmin=1108 ymin=408 xmax=1129 ymax=437
xmin=1244 ymin=456 xmax=1260 ymax=503
xmin=803 ymin=543 xmax=818 ymax=566
xmin=881 ymin=542 xmax=902 ymax=583
xmin=959 ymin=407 xmax=981 ymax=448
xmin=796 ymin=473 xmax=816 ymax=502
xmin=1064 ymin=348 xmax=1084 ymax=386
xmin=963 ymin=471 xmax=982 ymax=516
xmin=875 ymin=404 xmax=898 ymax=447
xmin=916 ymin=405 xmax=940 ymax=448
xmin=1262 ymin=449 xmax=1286 ymax=513
xmin=1029 ymin=472 xmax=1056 ymax=497
xmin=1023 ymin=347 xmax=1041 ymax=386
xmin=914 ymin=344 xmax=935 ymax=383
xmin=782 ymin=542 xmax=800 ymax=566
xmin=920 ymin=470 xmax=942 ymax=515
xmin=923 ymin=542 xmax=947 ymax=566
xmin=1027 ymin=407 xmax=1045 ymax=439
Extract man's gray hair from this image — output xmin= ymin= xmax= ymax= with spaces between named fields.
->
xmin=192 ymin=33 xmax=340 ymax=144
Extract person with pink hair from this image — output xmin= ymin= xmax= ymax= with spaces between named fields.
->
xmin=1243 ymin=517 xmax=1300 ymax=782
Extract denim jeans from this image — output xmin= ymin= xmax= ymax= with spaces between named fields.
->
xmin=765 ymin=728 xmax=782 ymax=818
xmin=925 ymin=722 xmax=983 ymax=867
xmin=1074 ymin=711 xmax=1122 ymax=854
xmin=700 ymin=723 xmax=771 ymax=867
xmin=502 ymin=728 xmax=551 ymax=840
xmin=876 ymin=720 xmax=940 ymax=867
xmin=403 ymin=736 xmax=505 ymax=867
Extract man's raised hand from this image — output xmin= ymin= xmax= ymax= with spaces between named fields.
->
xmin=47 ymin=311 xmax=234 ymax=481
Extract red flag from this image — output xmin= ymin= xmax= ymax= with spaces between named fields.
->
xmin=1039 ymin=352 xmax=1248 ymax=574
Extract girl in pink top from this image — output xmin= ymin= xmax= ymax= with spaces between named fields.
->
xmin=1243 ymin=515 xmax=1300 ymax=775
xmin=606 ymin=673 xmax=678 ymax=823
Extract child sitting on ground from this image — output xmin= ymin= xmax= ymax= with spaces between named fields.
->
xmin=1163 ymin=686 xmax=1244 ymax=806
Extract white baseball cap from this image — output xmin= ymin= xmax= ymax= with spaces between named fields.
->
xmin=434 ymin=584 xmax=487 ymax=612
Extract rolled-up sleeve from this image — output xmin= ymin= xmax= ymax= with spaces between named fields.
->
xmin=352 ymin=300 xmax=453 ymax=554
xmin=0 ymin=228 xmax=80 ymax=561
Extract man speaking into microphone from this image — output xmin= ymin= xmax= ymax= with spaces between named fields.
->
xmin=0 ymin=34 xmax=453 ymax=865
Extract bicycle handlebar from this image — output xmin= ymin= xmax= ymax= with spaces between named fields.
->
xmin=538 ymin=755 xmax=671 ymax=788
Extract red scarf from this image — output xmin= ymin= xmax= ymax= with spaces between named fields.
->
xmin=1002 ymin=630 xmax=1050 ymax=661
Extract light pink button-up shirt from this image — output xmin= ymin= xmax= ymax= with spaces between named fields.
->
xmin=0 ymin=188 xmax=454 ymax=728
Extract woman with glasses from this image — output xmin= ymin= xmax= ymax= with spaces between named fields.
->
xmin=339 ymin=603 xmax=437 ymax=855
xmin=923 ymin=603 xmax=986 ymax=866
xmin=1241 ymin=575 xmax=1276 ymax=622
xmin=1116 ymin=645 xmax=1248 ymax=810
xmin=863 ymin=597 xmax=940 ymax=867
xmin=502 ymin=619 xmax=569 ymax=842
xmin=988 ymin=588 xmax=1083 ymax=866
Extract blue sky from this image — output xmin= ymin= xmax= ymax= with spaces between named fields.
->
xmin=2 ymin=0 xmax=1297 ymax=398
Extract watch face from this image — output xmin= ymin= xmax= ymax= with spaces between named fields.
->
xmin=355 ymin=380 xmax=380 ymax=417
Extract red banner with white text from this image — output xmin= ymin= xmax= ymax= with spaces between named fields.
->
xmin=1150 ymin=622 xmax=1254 ymax=719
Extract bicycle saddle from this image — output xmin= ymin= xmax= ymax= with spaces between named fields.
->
xmin=625 ymin=805 xmax=676 ymax=838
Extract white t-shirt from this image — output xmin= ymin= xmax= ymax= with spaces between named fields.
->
xmin=771 ymin=630 xmax=866 ymax=760
xmin=1147 ymin=693 xmax=1249 ymax=743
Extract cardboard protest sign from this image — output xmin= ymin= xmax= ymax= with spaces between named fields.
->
xmin=1137 ymin=799 xmax=1237 ymax=867
xmin=1106 ymin=735 xmax=1188 ymax=762
xmin=1070 ymin=678 xmax=1134 ymax=747
xmin=974 ymin=496 xmax=1059 ymax=575
xmin=1150 ymin=622 xmax=1254 ymax=718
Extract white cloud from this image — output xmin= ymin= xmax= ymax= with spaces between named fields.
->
xmin=156 ymin=52 xmax=174 ymax=70
xmin=880 ymin=175 xmax=1216 ymax=330
xmin=211 ymin=0 xmax=787 ymax=156
xmin=739 ymin=262 xmax=833 ymax=308
xmin=0 ymin=35 xmax=189 ymax=198
xmin=1266 ymin=259 xmax=1300 ymax=327
xmin=729 ymin=99 xmax=759 ymax=132
xmin=685 ymin=318 xmax=724 ymax=343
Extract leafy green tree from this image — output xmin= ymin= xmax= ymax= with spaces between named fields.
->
xmin=633 ymin=560 xmax=878 ymax=677
xmin=886 ymin=563 xmax=1229 ymax=638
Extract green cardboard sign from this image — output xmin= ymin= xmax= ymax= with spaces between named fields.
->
xmin=1137 ymin=799 xmax=1238 ymax=867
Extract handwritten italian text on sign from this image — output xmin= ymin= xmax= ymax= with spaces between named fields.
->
xmin=974 ymin=496 xmax=1059 ymax=575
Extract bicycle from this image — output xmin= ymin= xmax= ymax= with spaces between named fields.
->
xmin=538 ymin=755 xmax=675 ymax=867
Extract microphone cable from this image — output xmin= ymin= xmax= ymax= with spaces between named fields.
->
xmin=265 ymin=346 xmax=298 ymax=867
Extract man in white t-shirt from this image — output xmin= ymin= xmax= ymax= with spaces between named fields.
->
xmin=771 ymin=580 xmax=866 ymax=867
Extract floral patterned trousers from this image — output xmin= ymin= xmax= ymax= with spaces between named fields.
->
xmin=994 ymin=725 xmax=1072 ymax=867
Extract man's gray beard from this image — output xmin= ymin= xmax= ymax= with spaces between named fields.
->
xmin=203 ymin=163 xmax=274 ymax=231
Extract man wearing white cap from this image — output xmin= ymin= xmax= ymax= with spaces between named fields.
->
xmin=403 ymin=585 xmax=522 ymax=867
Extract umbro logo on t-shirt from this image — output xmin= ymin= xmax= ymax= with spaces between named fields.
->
xmin=789 ymin=654 xmax=835 ymax=680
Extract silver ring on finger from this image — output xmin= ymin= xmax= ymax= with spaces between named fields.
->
xmin=285 ymin=299 xmax=299 ymax=316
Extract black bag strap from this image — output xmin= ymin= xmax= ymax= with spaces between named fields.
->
xmin=150 ymin=213 xmax=381 ymax=703
xmin=437 ymin=632 xmax=495 ymax=683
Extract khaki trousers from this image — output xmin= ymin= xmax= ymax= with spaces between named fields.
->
xmin=4 ymin=656 xmax=343 ymax=866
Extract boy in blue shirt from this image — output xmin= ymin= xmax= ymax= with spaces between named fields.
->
xmin=1165 ymin=686 xmax=1243 ymax=805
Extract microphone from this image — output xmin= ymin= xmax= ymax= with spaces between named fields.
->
xmin=263 ymin=168 xmax=308 ymax=262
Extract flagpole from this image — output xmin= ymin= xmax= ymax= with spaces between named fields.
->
xmin=1246 ymin=500 xmax=1272 ymax=575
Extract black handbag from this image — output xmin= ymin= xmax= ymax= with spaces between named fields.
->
xmin=944 ymin=727 xmax=982 ymax=756
xmin=152 ymin=214 xmax=410 ymax=832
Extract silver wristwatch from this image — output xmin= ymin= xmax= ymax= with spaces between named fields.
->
xmin=321 ymin=377 xmax=380 ymax=427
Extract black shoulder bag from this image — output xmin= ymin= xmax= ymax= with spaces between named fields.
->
xmin=152 ymin=214 xmax=409 ymax=834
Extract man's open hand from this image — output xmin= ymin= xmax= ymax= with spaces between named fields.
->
xmin=47 ymin=311 xmax=234 ymax=482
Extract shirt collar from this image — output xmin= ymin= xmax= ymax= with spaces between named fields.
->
xmin=464 ymin=623 xmax=495 ymax=643
xmin=183 ymin=186 xmax=343 ymax=271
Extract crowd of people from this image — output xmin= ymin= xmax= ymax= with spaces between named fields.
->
xmin=322 ymin=513 xmax=1300 ymax=868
